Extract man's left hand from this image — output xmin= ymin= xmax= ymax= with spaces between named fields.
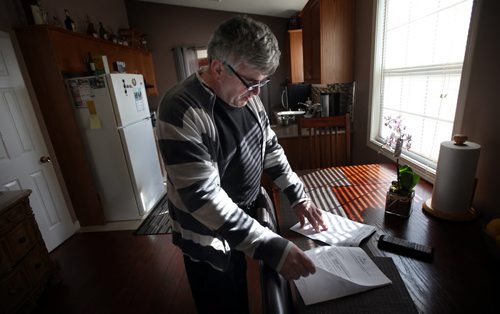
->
xmin=293 ymin=200 xmax=328 ymax=233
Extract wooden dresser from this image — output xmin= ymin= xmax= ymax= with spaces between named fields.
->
xmin=0 ymin=190 xmax=55 ymax=313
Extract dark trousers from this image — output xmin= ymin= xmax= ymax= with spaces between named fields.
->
xmin=184 ymin=251 xmax=249 ymax=314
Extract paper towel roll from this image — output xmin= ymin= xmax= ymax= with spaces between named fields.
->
xmin=430 ymin=140 xmax=481 ymax=216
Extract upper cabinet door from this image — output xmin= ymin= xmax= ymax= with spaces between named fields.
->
xmin=301 ymin=0 xmax=355 ymax=84
xmin=288 ymin=29 xmax=304 ymax=83
xmin=302 ymin=0 xmax=321 ymax=83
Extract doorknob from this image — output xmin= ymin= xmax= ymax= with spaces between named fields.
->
xmin=40 ymin=156 xmax=51 ymax=163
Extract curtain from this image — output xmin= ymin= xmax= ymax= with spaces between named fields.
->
xmin=172 ymin=46 xmax=199 ymax=81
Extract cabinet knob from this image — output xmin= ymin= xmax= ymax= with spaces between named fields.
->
xmin=40 ymin=156 xmax=51 ymax=163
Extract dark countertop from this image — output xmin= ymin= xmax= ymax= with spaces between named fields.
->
xmin=0 ymin=189 xmax=31 ymax=214
xmin=271 ymin=124 xmax=299 ymax=139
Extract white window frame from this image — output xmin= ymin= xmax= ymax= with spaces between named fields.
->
xmin=366 ymin=0 xmax=481 ymax=183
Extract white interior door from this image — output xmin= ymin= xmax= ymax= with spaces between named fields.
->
xmin=0 ymin=32 xmax=75 ymax=251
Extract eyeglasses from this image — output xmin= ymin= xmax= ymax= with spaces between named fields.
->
xmin=224 ymin=62 xmax=270 ymax=92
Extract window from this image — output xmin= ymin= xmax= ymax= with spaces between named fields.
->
xmin=196 ymin=47 xmax=208 ymax=67
xmin=368 ymin=0 xmax=476 ymax=181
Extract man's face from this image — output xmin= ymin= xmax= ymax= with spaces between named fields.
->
xmin=218 ymin=62 xmax=269 ymax=108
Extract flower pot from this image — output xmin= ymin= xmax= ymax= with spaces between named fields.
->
xmin=385 ymin=190 xmax=414 ymax=218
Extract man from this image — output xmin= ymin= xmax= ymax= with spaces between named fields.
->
xmin=156 ymin=16 xmax=327 ymax=313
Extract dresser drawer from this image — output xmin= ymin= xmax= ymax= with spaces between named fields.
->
xmin=0 ymin=190 xmax=55 ymax=314
xmin=0 ymin=266 xmax=30 ymax=313
xmin=0 ymin=240 xmax=13 ymax=276
xmin=24 ymin=246 xmax=51 ymax=285
xmin=5 ymin=220 xmax=37 ymax=264
xmin=0 ymin=203 xmax=27 ymax=232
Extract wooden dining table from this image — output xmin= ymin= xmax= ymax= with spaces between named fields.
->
xmin=269 ymin=163 xmax=500 ymax=313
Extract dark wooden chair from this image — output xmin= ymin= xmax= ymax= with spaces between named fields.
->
xmin=252 ymin=187 xmax=293 ymax=314
xmin=297 ymin=114 xmax=351 ymax=169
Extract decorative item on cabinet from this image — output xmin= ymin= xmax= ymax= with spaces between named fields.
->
xmin=91 ymin=54 xmax=110 ymax=75
xmin=64 ymin=9 xmax=76 ymax=32
xmin=98 ymin=21 xmax=109 ymax=40
xmin=51 ymin=15 xmax=62 ymax=28
xmin=85 ymin=15 xmax=98 ymax=38
xmin=288 ymin=13 xmax=301 ymax=30
xmin=119 ymin=28 xmax=148 ymax=50
xmin=0 ymin=190 xmax=57 ymax=313
xmin=87 ymin=52 xmax=96 ymax=74
xmin=114 ymin=61 xmax=126 ymax=73
xmin=30 ymin=1 xmax=48 ymax=25
xmin=21 ymin=0 xmax=46 ymax=25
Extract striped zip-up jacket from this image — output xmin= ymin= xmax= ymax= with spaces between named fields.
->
xmin=156 ymin=72 xmax=308 ymax=272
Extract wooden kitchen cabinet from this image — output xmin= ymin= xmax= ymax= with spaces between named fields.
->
xmin=301 ymin=0 xmax=355 ymax=84
xmin=0 ymin=190 xmax=56 ymax=313
xmin=17 ymin=25 xmax=158 ymax=96
xmin=276 ymin=134 xmax=348 ymax=170
xmin=288 ymin=29 xmax=304 ymax=83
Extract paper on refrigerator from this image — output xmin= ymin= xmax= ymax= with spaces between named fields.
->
xmin=294 ymin=246 xmax=392 ymax=305
xmin=290 ymin=211 xmax=376 ymax=246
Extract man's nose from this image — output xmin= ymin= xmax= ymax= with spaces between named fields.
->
xmin=250 ymin=85 xmax=261 ymax=95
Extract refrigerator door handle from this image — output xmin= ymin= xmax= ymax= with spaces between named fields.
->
xmin=117 ymin=116 xmax=150 ymax=130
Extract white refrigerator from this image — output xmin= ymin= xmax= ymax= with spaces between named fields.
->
xmin=66 ymin=73 xmax=165 ymax=221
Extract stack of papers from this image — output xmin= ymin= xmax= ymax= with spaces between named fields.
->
xmin=294 ymin=246 xmax=392 ymax=305
xmin=290 ymin=211 xmax=376 ymax=246
xmin=291 ymin=211 xmax=390 ymax=305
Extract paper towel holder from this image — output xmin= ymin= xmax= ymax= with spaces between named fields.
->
xmin=453 ymin=134 xmax=468 ymax=146
xmin=422 ymin=134 xmax=478 ymax=221
xmin=422 ymin=198 xmax=477 ymax=221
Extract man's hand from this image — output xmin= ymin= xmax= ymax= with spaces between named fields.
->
xmin=293 ymin=200 xmax=328 ymax=233
xmin=279 ymin=244 xmax=316 ymax=280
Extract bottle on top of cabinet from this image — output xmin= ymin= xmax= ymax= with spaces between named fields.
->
xmin=64 ymin=9 xmax=76 ymax=32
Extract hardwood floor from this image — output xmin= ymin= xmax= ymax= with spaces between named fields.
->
xmin=33 ymin=230 xmax=263 ymax=314
xmin=33 ymin=231 xmax=197 ymax=314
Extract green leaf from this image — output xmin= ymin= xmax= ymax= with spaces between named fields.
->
xmin=398 ymin=165 xmax=420 ymax=192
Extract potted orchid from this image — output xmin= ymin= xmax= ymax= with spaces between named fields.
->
xmin=381 ymin=116 xmax=420 ymax=217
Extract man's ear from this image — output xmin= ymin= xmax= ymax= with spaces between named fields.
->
xmin=211 ymin=59 xmax=223 ymax=78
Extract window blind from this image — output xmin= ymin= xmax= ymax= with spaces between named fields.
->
xmin=370 ymin=0 xmax=474 ymax=177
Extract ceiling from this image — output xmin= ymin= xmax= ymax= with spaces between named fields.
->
xmin=138 ymin=0 xmax=308 ymax=18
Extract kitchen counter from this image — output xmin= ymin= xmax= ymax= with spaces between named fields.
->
xmin=271 ymin=124 xmax=299 ymax=139
xmin=271 ymin=120 xmax=349 ymax=170
xmin=271 ymin=123 xmax=347 ymax=139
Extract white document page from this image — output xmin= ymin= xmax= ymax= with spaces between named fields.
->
xmin=294 ymin=246 xmax=392 ymax=305
xmin=290 ymin=211 xmax=376 ymax=246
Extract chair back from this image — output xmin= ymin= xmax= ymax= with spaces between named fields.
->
xmin=253 ymin=187 xmax=293 ymax=314
xmin=297 ymin=114 xmax=351 ymax=169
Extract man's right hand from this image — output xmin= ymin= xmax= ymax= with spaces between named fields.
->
xmin=279 ymin=244 xmax=316 ymax=280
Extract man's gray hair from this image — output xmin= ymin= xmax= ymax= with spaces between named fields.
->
xmin=207 ymin=16 xmax=281 ymax=76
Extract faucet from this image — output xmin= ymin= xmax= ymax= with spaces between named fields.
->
xmin=281 ymin=89 xmax=289 ymax=111
xmin=297 ymin=98 xmax=313 ymax=110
